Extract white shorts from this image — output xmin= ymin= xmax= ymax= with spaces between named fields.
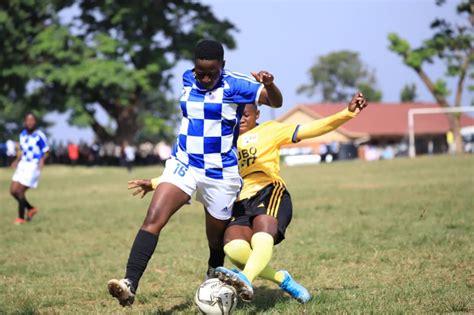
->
xmin=158 ymin=158 xmax=242 ymax=220
xmin=12 ymin=161 xmax=41 ymax=188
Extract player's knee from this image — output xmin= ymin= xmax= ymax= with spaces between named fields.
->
xmin=266 ymin=228 xmax=279 ymax=240
xmin=10 ymin=188 xmax=19 ymax=198
xmin=223 ymin=235 xmax=235 ymax=245
xmin=141 ymin=216 xmax=166 ymax=233
xmin=142 ymin=208 xmax=169 ymax=233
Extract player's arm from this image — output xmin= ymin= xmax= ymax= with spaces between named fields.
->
xmin=39 ymin=151 xmax=49 ymax=169
xmin=10 ymin=142 xmax=21 ymax=168
xmin=37 ymin=132 xmax=49 ymax=169
xmin=128 ymin=177 xmax=159 ymax=198
xmin=252 ymin=71 xmax=282 ymax=108
xmin=296 ymin=92 xmax=367 ymax=141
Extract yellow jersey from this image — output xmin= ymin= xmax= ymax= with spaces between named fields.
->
xmin=237 ymin=108 xmax=356 ymax=200
xmin=237 ymin=121 xmax=299 ymax=200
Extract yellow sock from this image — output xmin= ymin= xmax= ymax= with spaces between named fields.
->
xmin=224 ymin=239 xmax=252 ymax=270
xmin=223 ymin=237 xmax=285 ymax=285
xmin=242 ymin=232 xmax=274 ymax=283
xmin=259 ymin=268 xmax=285 ymax=285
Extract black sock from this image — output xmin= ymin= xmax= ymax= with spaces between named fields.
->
xmin=24 ymin=198 xmax=34 ymax=210
xmin=125 ymin=229 xmax=159 ymax=291
xmin=17 ymin=198 xmax=27 ymax=219
xmin=208 ymin=246 xmax=225 ymax=268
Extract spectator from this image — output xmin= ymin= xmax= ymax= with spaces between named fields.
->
xmin=122 ymin=141 xmax=136 ymax=173
xmin=156 ymin=141 xmax=171 ymax=163
xmin=67 ymin=142 xmax=79 ymax=166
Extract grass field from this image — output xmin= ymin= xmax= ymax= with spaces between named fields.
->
xmin=0 ymin=155 xmax=473 ymax=314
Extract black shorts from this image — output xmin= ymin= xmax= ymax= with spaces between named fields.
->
xmin=229 ymin=183 xmax=292 ymax=245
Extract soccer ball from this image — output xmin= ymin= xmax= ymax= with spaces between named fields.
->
xmin=194 ymin=278 xmax=237 ymax=315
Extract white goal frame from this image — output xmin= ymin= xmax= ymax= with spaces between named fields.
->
xmin=408 ymin=107 xmax=474 ymax=158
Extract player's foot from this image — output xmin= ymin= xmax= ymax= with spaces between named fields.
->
xmin=278 ymin=270 xmax=311 ymax=303
xmin=26 ymin=207 xmax=38 ymax=221
xmin=215 ymin=267 xmax=253 ymax=302
xmin=14 ymin=218 xmax=26 ymax=225
xmin=107 ymin=278 xmax=135 ymax=307
xmin=205 ymin=266 xmax=217 ymax=280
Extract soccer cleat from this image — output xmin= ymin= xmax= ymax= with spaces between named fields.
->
xmin=215 ymin=267 xmax=254 ymax=302
xmin=205 ymin=266 xmax=217 ymax=280
xmin=279 ymin=270 xmax=311 ymax=303
xmin=26 ymin=207 xmax=38 ymax=221
xmin=107 ymin=278 xmax=135 ymax=307
xmin=14 ymin=218 xmax=26 ymax=225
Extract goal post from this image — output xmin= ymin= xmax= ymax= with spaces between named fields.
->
xmin=408 ymin=107 xmax=474 ymax=158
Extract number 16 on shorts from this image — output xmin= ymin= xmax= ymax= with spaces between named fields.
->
xmin=174 ymin=163 xmax=188 ymax=177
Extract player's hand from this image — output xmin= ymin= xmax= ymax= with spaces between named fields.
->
xmin=128 ymin=179 xmax=153 ymax=198
xmin=10 ymin=160 xmax=18 ymax=169
xmin=251 ymin=71 xmax=274 ymax=86
xmin=39 ymin=159 xmax=45 ymax=170
xmin=348 ymin=92 xmax=368 ymax=114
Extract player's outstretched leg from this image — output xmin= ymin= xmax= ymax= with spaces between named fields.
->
xmin=278 ymin=270 xmax=311 ymax=303
xmin=215 ymin=266 xmax=254 ymax=302
xmin=107 ymin=279 xmax=135 ymax=307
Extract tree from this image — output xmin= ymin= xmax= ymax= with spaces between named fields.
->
xmin=0 ymin=0 xmax=63 ymax=139
xmin=400 ymin=83 xmax=418 ymax=102
xmin=297 ymin=50 xmax=383 ymax=102
xmin=0 ymin=0 xmax=237 ymax=144
xmin=388 ymin=0 xmax=474 ymax=154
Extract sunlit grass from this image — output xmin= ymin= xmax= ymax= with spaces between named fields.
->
xmin=1 ymin=155 xmax=473 ymax=313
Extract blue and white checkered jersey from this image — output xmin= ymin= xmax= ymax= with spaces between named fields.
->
xmin=19 ymin=129 xmax=49 ymax=164
xmin=173 ymin=69 xmax=264 ymax=180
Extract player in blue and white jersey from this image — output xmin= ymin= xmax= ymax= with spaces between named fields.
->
xmin=108 ymin=39 xmax=283 ymax=307
xmin=10 ymin=113 xmax=49 ymax=225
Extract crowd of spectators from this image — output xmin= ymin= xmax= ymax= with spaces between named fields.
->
xmin=0 ymin=140 xmax=172 ymax=168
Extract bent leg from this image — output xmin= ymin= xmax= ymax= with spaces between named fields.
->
xmin=223 ymin=220 xmax=284 ymax=284
xmin=141 ymin=183 xmax=190 ymax=234
xmin=125 ymin=183 xmax=190 ymax=291
xmin=240 ymin=215 xmax=278 ymax=282
xmin=223 ymin=225 xmax=253 ymax=269
xmin=196 ymin=175 xmax=242 ymax=272
xmin=10 ymin=181 xmax=29 ymax=219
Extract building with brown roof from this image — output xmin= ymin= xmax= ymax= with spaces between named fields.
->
xmin=276 ymin=102 xmax=474 ymax=160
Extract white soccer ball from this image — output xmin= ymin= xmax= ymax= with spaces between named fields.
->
xmin=194 ymin=278 xmax=237 ymax=315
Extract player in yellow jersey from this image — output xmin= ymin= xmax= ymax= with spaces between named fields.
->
xmin=214 ymin=91 xmax=367 ymax=303
xmin=128 ymin=92 xmax=367 ymax=304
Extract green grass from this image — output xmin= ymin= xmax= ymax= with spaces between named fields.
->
xmin=1 ymin=155 xmax=473 ymax=314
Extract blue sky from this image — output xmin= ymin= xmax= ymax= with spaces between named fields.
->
xmin=46 ymin=0 xmax=472 ymax=144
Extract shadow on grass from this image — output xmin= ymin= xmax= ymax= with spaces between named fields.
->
xmin=153 ymin=286 xmax=285 ymax=314
xmin=249 ymin=286 xmax=283 ymax=310
xmin=154 ymin=300 xmax=194 ymax=315
xmin=235 ymin=285 xmax=306 ymax=313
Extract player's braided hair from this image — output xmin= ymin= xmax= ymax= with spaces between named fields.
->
xmin=194 ymin=40 xmax=224 ymax=61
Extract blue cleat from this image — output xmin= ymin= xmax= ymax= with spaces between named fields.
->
xmin=279 ymin=270 xmax=312 ymax=304
xmin=215 ymin=266 xmax=254 ymax=302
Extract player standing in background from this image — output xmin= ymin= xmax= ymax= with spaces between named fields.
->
xmin=10 ymin=112 xmax=49 ymax=225
xmin=214 ymin=92 xmax=368 ymax=303
xmin=107 ymin=39 xmax=283 ymax=307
